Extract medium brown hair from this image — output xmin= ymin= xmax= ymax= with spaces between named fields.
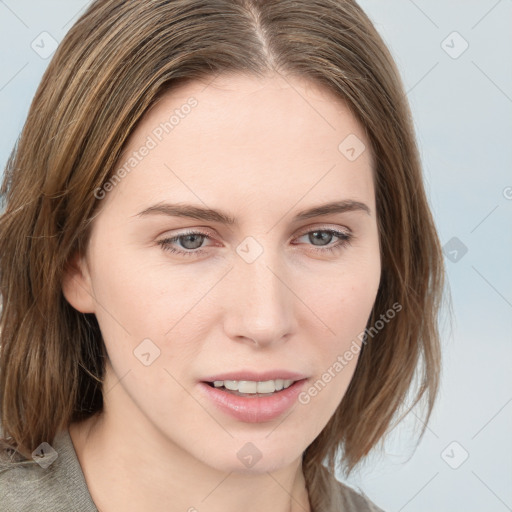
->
xmin=0 ymin=0 xmax=446 ymax=508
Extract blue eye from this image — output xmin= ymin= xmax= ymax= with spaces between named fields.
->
xmin=157 ymin=228 xmax=352 ymax=257
xmin=294 ymin=228 xmax=353 ymax=254
xmin=158 ymin=230 xmax=211 ymax=257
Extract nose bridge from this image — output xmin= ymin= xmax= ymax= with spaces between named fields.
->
xmin=223 ymin=242 xmax=294 ymax=345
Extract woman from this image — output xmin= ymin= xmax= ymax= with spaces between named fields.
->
xmin=0 ymin=1 xmax=445 ymax=511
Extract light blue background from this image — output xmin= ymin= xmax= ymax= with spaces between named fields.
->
xmin=1 ymin=1 xmax=511 ymax=511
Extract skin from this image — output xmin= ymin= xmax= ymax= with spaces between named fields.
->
xmin=64 ymin=72 xmax=381 ymax=512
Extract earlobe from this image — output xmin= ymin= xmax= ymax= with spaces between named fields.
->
xmin=61 ymin=250 xmax=96 ymax=314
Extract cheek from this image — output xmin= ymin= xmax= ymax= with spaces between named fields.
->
xmin=305 ymin=253 xmax=380 ymax=389
xmin=87 ymin=241 xmax=176 ymax=334
xmin=295 ymin=273 xmax=379 ymax=429
xmin=89 ymin=249 xmax=198 ymax=417
xmin=88 ymin=242 xmax=206 ymax=384
xmin=317 ymin=256 xmax=381 ymax=341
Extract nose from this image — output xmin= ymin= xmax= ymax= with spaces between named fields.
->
xmin=222 ymin=253 xmax=296 ymax=348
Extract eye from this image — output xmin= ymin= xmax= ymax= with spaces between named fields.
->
xmin=157 ymin=227 xmax=353 ymax=257
xmin=293 ymin=227 xmax=353 ymax=255
xmin=157 ymin=229 xmax=213 ymax=257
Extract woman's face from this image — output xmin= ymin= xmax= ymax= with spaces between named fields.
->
xmin=64 ymin=73 xmax=381 ymax=474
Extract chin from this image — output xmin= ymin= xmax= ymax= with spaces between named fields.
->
xmin=188 ymin=438 xmax=301 ymax=475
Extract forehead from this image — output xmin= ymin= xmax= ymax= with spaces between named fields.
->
xmin=103 ymin=72 xmax=375 ymax=219
xmin=142 ymin=72 xmax=368 ymax=150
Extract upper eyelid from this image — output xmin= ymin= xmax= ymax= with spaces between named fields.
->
xmin=163 ymin=223 xmax=352 ymax=238
xmin=296 ymin=224 xmax=351 ymax=236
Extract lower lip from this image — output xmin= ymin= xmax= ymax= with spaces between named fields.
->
xmin=198 ymin=379 xmax=308 ymax=423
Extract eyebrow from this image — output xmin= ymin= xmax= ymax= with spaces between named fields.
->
xmin=135 ymin=199 xmax=371 ymax=225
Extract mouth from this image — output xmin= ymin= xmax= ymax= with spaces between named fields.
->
xmin=198 ymin=377 xmax=309 ymax=422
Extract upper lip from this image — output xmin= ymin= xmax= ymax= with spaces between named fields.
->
xmin=201 ymin=370 xmax=308 ymax=382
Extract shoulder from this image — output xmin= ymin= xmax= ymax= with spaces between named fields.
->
xmin=0 ymin=429 xmax=97 ymax=512
xmin=333 ymin=479 xmax=385 ymax=512
xmin=0 ymin=453 xmax=64 ymax=511
xmin=319 ymin=465 xmax=386 ymax=512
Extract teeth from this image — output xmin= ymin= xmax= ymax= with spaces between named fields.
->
xmin=212 ymin=379 xmax=295 ymax=394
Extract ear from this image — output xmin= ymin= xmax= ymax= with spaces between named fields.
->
xmin=61 ymin=250 xmax=96 ymax=314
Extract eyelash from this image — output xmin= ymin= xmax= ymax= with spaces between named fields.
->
xmin=157 ymin=227 xmax=353 ymax=258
